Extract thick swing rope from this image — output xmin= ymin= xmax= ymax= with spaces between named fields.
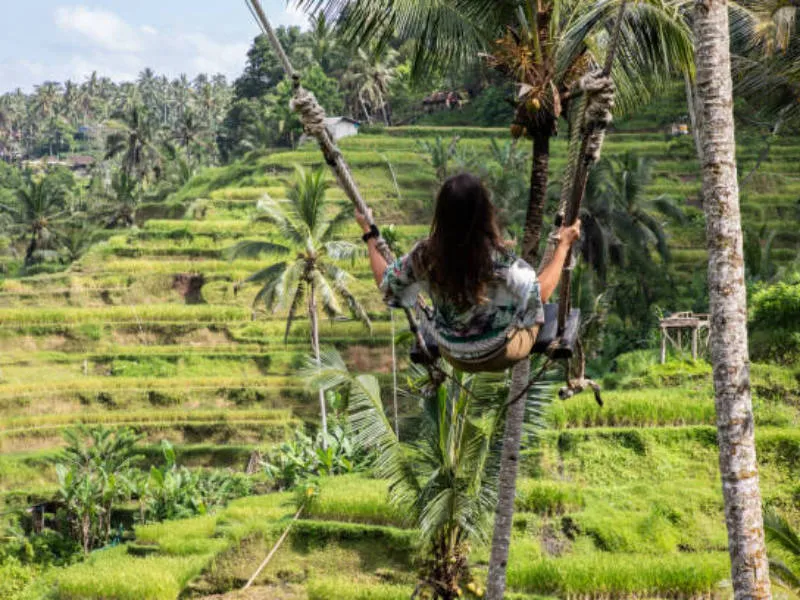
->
xmin=243 ymin=0 xmax=434 ymax=367
xmin=555 ymin=0 xmax=627 ymax=333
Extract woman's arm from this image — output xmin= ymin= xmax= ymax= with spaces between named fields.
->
xmin=355 ymin=210 xmax=388 ymax=287
xmin=365 ymin=237 xmax=388 ymax=287
xmin=537 ymin=221 xmax=581 ymax=303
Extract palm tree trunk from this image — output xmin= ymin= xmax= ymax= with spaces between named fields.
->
xmin=521 ymin=133 xmax=551 ymax=260
xmin=487 ymin=130 xmax=551 ymax=600
xmin=308 ymin=279 xmax=328 ymax=449
xmin=486 ymin=359 xmax=530 ymax=600
xmin=360 ymin=97 xmax=372 ymax=124
xmin=693 ymin=2 xmax=771 ymax=598
xmin=377 ymin=90 xmax=390 ymax=127
xmin=684 ymin=72 xmax=704 ymax=164
xmin=390 ymin=309 xmax=399 ymax=439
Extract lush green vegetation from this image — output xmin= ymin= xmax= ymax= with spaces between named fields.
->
xmin=1 ymin=119 xmax=799 ymax=597
xmin=1 ymin=2 xmax=800 ymax=598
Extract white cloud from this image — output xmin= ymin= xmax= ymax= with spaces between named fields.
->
xmin=42 ymin=5 xmax=250 ymax=88
xmin=0 ymin=60 xmax=47 ymax=92
xmin=54 ymin=6 xmax=143 ymax=52
xmin=1 ymin=4 xmax=288 ymax=92
xmin=282 ymin=5 xmax=310 ymax=28
xmin=178 ymin=33 xmax=250 ymax=78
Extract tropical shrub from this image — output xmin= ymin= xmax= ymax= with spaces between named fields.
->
xmin=55 ymin=427 xmax=143 ymax=554
xmin=763 ymin=508 xmax=800 ymax=595
xmin=141 ymin=440 xmax=253 ymax=522
xmin=309 ymin=349 xmax=553 ymax=600
xmin=260 ymin=424 xmax=366 ymax=490
xmin=750 ymin=275 xmax=800 ymax=363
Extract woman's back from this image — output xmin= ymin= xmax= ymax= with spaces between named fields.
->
xmin=382 ymin=244 xmax=544 ymax=361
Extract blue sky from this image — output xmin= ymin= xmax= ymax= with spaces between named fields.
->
xmin=0 ymin=1 xmax=308 ymax=93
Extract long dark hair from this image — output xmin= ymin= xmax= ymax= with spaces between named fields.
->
xmin=415 ymin=173 xmax=505 ymax=308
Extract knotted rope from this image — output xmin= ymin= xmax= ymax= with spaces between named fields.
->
xmin=538 ymin=71 xmax=616 ymax=274
xmin=578 ymin=72 xmax=616 ymax=167
xmin=290 ymin=86 xmax=328 ymax=137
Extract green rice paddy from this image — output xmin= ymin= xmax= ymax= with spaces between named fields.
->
xmin=2 ymin=116 xmax=799 ymax=598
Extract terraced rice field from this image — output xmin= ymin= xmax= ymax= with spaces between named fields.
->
xmin=2 ymin=121 xmax=799 ymax=598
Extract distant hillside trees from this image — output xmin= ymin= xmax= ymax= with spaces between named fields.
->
xmin=0 ymin=71 xmax=231 ymax=163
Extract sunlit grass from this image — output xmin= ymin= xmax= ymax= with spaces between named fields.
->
xmin=307 ymin=475 xmax=406 ymax=527
xmin=506 ymin=551 xmax=730 ymax=597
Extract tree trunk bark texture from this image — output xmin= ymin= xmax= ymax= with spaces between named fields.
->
xmin=390 ymin=310 xmax=399 ymax=439
xmin=684 ymin=72 xmax=704 ymax=164
xmin=520 ymin=134 xmax=550 ymax=261
xmin=485 ymin=359 xmax=530 ymax=600
xmin=693 ymin=2 xmax=771 ymax=598
xmin=308 ymin=280 xmax=328 ymax=449
xmin=486 ymin=133 xmax=550 ymax=600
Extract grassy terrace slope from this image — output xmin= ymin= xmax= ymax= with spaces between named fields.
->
xmin=1 ymin=121 xmax=799 ymax=599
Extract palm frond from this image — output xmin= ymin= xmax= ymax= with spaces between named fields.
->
xmin=283 ymin=280 xmax=307 ymax=342
xmin=324 ymin=240 xmax=364 ymax=261
xmin=319 ymin=205 xmax=355 ymax=243
xmin=254 ymin=195 xmax=305 ymax=245
xmin=634 ymin=209 xmax=670 ymax=262
xmin=321 ymin=263 xmax=372 ymax=330
xmin=274 ymin=260 xmax=306 ymax=314
xmin=764 ymin=508 xmax=800 ymax=557
xmin=298 ymin=0 xmax=516 ymax=79
xmin=560 ymin=0 xmax=694 ymax=114
xmin=311 ymin=270 xmax=342 ymax=320
xmin=240 ymin=262 xmax=288 ymax=309
xmin=650 ymin=194 xmax=687 ymax=224
xmin=288 ymin=165 xmax=329 ymax=236
xmin=768 ymin=559 xmax=800 ymax=591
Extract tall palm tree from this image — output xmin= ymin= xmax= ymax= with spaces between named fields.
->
xmin=32 ymin=82 xmax=62 ymax=121
xmin=342 ymin=47 xmax=397 ymax=124
xmin=172 ymin=74 xmax=193 ymax=121
xmin=300 ymin=3 xmax=694 ymax=595
xmin=0 ymin=178 xmax=67 ymax=265
xmin=104 ymin=171 xmax=142 ymax=228
xmin=33 ymin=82 xmax=64 ymax=156
xmin=62 ymin=80 xmax=81 ymax=127
xmin=578 ymin=152 xmax=684 ymax=283
xmin=172 ymin=108 xmax=207 ymax=163
xmin=105 ymin=102 xmax=162 ymax=182
xmin=229 ymin=167 xmax=371 ymax=443
xmin=693 ymin=1 xmax=771 ymax=598
xmin=80 ymin=72 xmax=100 ymax=125
xmin=309 ymin=350 xmax=552 ymax=600
xmin=308 ymin=13 xmax=342 ymax=73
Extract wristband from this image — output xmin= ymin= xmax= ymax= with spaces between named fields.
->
xmin=361 ymin=224 xmax=380 ymax=243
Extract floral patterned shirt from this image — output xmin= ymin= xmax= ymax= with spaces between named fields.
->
xmin=380 ymin=244 xmax=544 ymax=360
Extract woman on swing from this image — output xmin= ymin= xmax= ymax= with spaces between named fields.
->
xmin=357 ymin=172 xmax=581 ymax=373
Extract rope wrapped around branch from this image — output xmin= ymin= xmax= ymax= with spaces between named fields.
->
xmin=538 ymin=70 xmax=616 ymax=272
xmin=578 ymin=71 xmax=616 ymax=166
xmin=290 ymin=86 xmax=329 ymax=137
